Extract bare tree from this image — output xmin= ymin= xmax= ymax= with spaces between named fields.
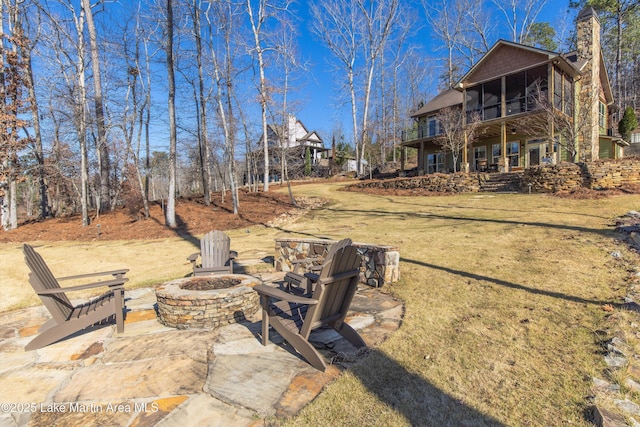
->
xmin=310 ymin=0 xmax=360 ymax=172
xmin=165 ymin=0 xmax=177 ymax=228
xmin=81 ymin=0 xmax=111 ymax=212
xmin=0 ymin=0 xmax=34 ymax=230
xmin=190 ymin=0 xmax=211 ymax=206
xmin=354 ymin=0 xmax=399 ymax=175
xmin=312 ymin=0 xmax=400 ymax=176
xmin=43 ymin=1 xmax=92 ymax=226
xmin=433 ymin=107 xmax=481 ymax=172
xmin=492 ymin=0 xmax=548 ymax=44
xmin=423 ymin=0 xmax=466 ymax=88
xmin=205 ymin=0 xmax=241 ymax=214
xmin=271 ymin=18 xmax=307 ymax=206
xmin=117 ymin=4 xmax=153 ymax=219
xmin=14 ymin=1 xmax=49 ymax=219
xmin=521 ymin=82 xmax=598 ymax=162
xmin=246 ymin=0 xmax=292 ymax=191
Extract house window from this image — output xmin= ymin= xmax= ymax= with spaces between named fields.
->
xmin=466 ymin=79 xmax=502 ymax=122
xmin=599 ymin=102 xmax=606 ymax=130
xmin=466 ymin=87 xmax=481 ymax=122
xmin=563 ymin=75 xmax=573 ymax=116
xmin=483 ymin=79 xmax=502 ymax=120
xmin=492 ymin=143 xmax=502 ymax=164
xmin=427 ymin=153 xmax=445 ymax=174
xmin=507 ymin=141 xmax=520 ymax=167
xmin=526 ymin=65 xmax=548 ymax=111
xmin=428 ymin=115 xmax=438 ymax=137
xmin=554 ymin=68 xmax=563 ymax=110
xmin=474 ymin=146 xmax=487 ymax=171
xmin=506 ymin=72 xmax=526 ymax=115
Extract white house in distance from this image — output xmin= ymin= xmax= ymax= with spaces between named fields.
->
xmin=249 ymin=115 xmax=328 ymax=183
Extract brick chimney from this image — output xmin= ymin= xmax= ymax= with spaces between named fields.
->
xmin=576 ymin=6 xmax=601 ymax=161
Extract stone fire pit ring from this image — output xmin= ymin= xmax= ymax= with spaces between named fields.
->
xmin=155 ymin=274 xmax=261 ymax=329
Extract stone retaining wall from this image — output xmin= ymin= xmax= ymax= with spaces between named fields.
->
xmin=521 ymin=163 xmax=584 ymax=193
xmin=347 ymin=173 xmax=481 ymax=193
xmin=351 ymin=159 xmax=640 ymax=194
xmin=274 ymin=238 xmax=400 ymax=288
xmin=523 ymin=159 xmax=640 ymax=192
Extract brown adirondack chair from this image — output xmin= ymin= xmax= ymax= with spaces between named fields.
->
xmin=187 ymin=230 xmax=237 ymax=276
xmin=255 ymin=244 xmax=365 ymax=371
xmin=283 ymin=238 xmax=353 ymax=295
xmin=22 ymin=244 xmax=128 ymax=351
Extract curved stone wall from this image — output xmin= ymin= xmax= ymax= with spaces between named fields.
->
xmin=274 ymin=238 xmax=400 ymax=288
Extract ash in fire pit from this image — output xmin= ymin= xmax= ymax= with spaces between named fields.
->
xmin=179 ymin=277 xmax=241 ymax=291
xmin=155 ymin=274 xmax=261 ymax=329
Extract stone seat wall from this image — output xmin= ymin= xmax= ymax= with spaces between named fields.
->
xmin=274 ymin=238 xmax=400 ymax=288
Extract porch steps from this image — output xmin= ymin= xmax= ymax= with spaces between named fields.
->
xmin=479 ymin=172 xmax=523 ymax=193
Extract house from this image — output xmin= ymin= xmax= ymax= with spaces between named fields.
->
xmin=249 ymin=115 xmax=328 ymax=182
xmin=400 ymin=7 xmax=628 ymax=174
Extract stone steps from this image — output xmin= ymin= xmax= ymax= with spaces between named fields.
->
xmin=479 ymin=172 xmax=524 ymax=193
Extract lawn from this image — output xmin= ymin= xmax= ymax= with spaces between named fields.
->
xmin=2 ymin=182 xmax=638 ymax=425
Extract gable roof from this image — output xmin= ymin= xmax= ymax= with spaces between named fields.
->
xmin=454 ymin=39 xmax=580 ymax=89
xmin=411 ymin=88 xmax=463 ymax=118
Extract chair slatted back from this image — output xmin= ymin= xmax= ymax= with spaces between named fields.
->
xmin=324 ymin=238 xmax=352 ymax=261
xmin=201 ymin=230 xmax=231 ymax=269
xmin=301 ymin=245 xmax=361 ymax=338
xmin=23 ymin=244 xmax=73 ymax=322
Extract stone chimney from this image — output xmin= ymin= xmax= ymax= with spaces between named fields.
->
xmin=576 ymin=6 xmax=601 ymax=161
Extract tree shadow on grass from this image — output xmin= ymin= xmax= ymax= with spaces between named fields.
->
xmin=401 ymin=257 xmax=621 ymax=308
xmin=320 ymin=207 xmax=613 ymax=237
xmin=149 ymin=212 xmax=201 ymax=248
xmin=350 ymin=348 xmax=505 ymax=426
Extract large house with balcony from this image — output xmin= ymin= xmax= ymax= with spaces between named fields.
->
xmin=249 ymin=115 xmax=328 ymax=183
xmin=400 ymin=7 xmax=628 ymax=174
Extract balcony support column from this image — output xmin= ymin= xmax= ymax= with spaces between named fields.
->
xmin=501 ymin=121 xmax=508 ymax=172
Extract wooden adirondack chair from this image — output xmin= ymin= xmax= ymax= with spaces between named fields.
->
xmin=255 ymin=244 xmax=365 ymax=371
xmin=283 ymin=238 xmax=353 ymax=295
xmin=22 ymin=244 xmax=128 ymax=351
xmin=187 ymin=230 xmax=237 ymax=276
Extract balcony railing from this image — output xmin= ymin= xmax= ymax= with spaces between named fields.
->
xmin=401 ymin=124 xmax=442 ymax=142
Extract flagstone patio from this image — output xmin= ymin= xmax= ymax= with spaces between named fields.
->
xmin=0 ymin=273 xmax=403 ymax=426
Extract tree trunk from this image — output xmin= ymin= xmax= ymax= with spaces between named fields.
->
xmin=15 ymin=8 xmax=49 ymax=218
xmin=81 ymin=0 xmax=110 ymax=212
xmin=165 ymin=0 xmax=177 ymax=228
xmin=192 ymin=0 xmax=211 ymax=205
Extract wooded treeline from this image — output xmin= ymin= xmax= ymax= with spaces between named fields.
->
xmin=0 ymin=0 xmax=638 ymax=230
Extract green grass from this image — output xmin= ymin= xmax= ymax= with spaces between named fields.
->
xmin=2 ymin=182 xmax=638 ymax=425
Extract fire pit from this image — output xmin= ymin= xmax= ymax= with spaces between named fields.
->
xmin=155 ymin=274 xmax=261 ymax=329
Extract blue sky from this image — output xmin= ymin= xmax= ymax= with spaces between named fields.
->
xmin=292 ymin=0 xmax=580 ymax=143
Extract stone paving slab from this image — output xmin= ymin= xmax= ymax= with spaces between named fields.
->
xmin=0 ymin=274 xmax=403 ymax=426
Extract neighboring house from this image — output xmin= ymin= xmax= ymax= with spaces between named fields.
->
xmin=249 ymin=115 xmax=328 ymax=183
xmin=400 ymin=7 xmax=628 ymax=174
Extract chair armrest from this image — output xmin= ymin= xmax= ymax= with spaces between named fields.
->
xmin=187 ymin=252 xmax=200 ymax=262
xmin=57 ymin=269 xmax=129 ymax=281
xmin=36 ymin=277 xmax=128 ymax=295
xmin=290 ymin=257 xmax=323 ymax=265
xmin=303 ymin=272 xmax=319 ymax=282
xmin=316 ymin=269 xmax=359 ymax=285
xmin=254 ymin=284 xmax=318 ymax=305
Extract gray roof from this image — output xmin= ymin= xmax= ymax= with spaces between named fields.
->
xmin=411 ymin=88 xmax=463 ymax=118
